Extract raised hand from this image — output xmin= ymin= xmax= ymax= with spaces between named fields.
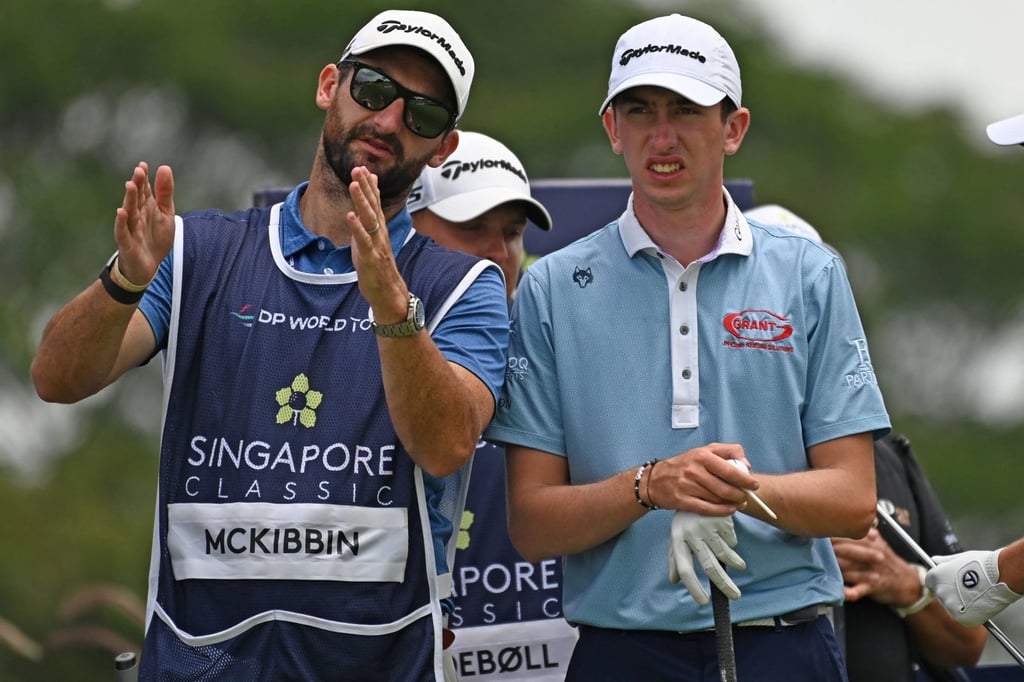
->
xmin=113 ymin=162 xmax=175 ymax=286
xmin=347 ymin=166 xmax=407 ymax=319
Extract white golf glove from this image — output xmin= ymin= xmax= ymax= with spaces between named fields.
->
xmin=926 ymin=548 xmax=1022 ymax=627
xmin=668 ymin=510 xmax=746 ymax=606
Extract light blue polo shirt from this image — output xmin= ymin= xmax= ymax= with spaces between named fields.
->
xmin=485 ymin=189 xmax=890 ymax=632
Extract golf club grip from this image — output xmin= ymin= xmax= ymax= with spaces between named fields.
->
xmin=114 ymin=651 xmax=139 ymax=682
xmin=711 ymin=583 xmax=738 ymax=682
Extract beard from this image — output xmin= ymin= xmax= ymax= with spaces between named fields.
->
xmin=320 ymin=107 xmax=434 ymax=206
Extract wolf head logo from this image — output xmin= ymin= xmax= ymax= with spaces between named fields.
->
xmin=573 ymin=266 xmax=593 ymax=289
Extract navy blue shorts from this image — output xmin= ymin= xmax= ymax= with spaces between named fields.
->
xmin=566 ymin=617 xmax=848 ymax=682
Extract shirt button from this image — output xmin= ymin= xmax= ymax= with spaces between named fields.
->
xmin=317 ymin=241 xmax=326 ymax=251
xmin=323 ymin=267 xmax=334 ymax=275
xmin=679 ymin=325 xmax=689 ymax=336
xmin=679 ymin=281 xmax=687 ymax=292
xmin=681 ymin=369 xmax=692 ymax=380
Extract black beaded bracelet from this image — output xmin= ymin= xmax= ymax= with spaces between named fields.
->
xmin=646 ymin=459 xmax=659 ymax=509
xmin=634 ymin=459 xmax=660 ymax=510
xmin=99 ymin=260 xmax=145 ymax=305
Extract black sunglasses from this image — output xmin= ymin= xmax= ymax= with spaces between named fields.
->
xmin=338 ymin=60 xmax=456 ymax=139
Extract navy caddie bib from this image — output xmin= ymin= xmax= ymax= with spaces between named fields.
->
xmin=140 ymin=203 xmax=486 ymax=681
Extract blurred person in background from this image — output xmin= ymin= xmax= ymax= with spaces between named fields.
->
xmin=748 ymin=203 xmax=987 ymax=682
xmin=926 ymin=112 xmax=1024 ymax=630
xmin=409 ymin=130 xmax=578 ymax=680
xmin=409 ymin=131 xmax=552 ymax=304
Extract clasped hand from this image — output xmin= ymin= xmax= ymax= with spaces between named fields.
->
xmin=660 ymin=449 xmax=756 ymax=605
xmin=831 ymin=528 xmax=918 ymax=605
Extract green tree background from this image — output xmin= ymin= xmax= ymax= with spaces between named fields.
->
xmin=3 ymin=0 xmax=1024 ymax=677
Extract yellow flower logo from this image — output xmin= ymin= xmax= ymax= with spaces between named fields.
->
xmin=457 ymin=510 xmax=475 ymax=550
xmin=275 ymin=373 xmax=323 ymax=428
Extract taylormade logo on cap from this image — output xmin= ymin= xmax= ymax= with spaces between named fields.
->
xmin=599 ymin=14 xmax=741 ymax=115
xmin=342 ymin=10 xmax=474 ymax=119
xmin=620 ymin=44 xmax=706 ymax=67
xmin=375 ymin=18 xmax=468 ymax=76
xmin=439 ymin=157 xmax=528 ymax=183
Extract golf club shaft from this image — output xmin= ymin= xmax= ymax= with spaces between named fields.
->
xmin=876 ymin=503 xmax=1024 ymax=668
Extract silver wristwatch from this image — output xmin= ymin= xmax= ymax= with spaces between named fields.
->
xmin=370 ymin=293 xmax=425 ymax=337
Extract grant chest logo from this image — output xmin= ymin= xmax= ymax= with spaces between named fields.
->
xmin=722 ymin=309 xmax=795 ymax=353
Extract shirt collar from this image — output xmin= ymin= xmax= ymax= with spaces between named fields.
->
xmin=278 ymin=181 xmax=414 ymax=259
xmin=618 ymin=187 xmax=753 ymax=262
xmin=280 ymin=182 xmax=316 ymax=258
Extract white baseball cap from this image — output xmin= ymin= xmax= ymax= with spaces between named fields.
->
xmin=986 ymin=113 xmax=1024 ymax=146
xmin=600 ymin=14 xmax=741 ymax=115
xmin=407 ymin=132 xmax=553 ymax=231
xmin=745 ymin=204 xmax=822 ymax=243
xmin=341 ymin=10 xmax=474 ymax=119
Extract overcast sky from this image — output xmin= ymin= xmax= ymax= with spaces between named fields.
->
xmin=731 ymin=0 xmax=1023 ymax=145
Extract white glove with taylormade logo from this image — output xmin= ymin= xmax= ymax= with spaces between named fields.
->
xmin=926 ymin=548 xmax=1023 ymax=627
xmin=668 ymin=511 xmax=745 ymax=606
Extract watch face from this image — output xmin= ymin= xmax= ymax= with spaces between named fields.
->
xmin=412 ymin=297 xmax=425 ymax=329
